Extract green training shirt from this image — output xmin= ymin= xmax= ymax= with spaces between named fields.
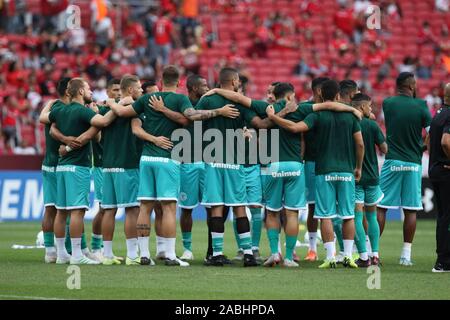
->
xmin=196 ymin=93 xmax=247 ymax=164
xmin=358 ymin=117 xmax=385 ymax=186
xmin=132 ymin=92 xmax=192 ymax=159
xmin=49 ymin=102 xmax=97 ymax=167
xmin=303 ymin=111 xmax=361 ymax=175
xmin=249 ymin=99 xmax=313 ymax=163
xmin=383 ymin=95 xmax=431 ymax=164
xmin=99 ymin=106 xmax=140 ymax=169
xmin=43 ymin=100 xmax=66 ymax=167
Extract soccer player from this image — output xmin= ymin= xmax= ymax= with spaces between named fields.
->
xmin=267 ymin=79 xmax=365 ymax=269
xmin=90 ymin=78 xmax=122 ymax=261
xmin=178 ymin=74 xmax=209 ymax=261
xmin=96 ymin=75 xmax=146 ymax=265
xmin=351 ymin=93 xmax=387 ymax=267
xmin=195 ymin=67 xmax=258 ymax=267
xmin=302 ymin=77 xmax=329 ymax=262
xmin=40 ymin=78 xmax=117 ymax=264
xmin=40 ymin=77 xmax=70 ymax=263
xmin=377 ymin=72 xmax=432 ymax=266
xmin=332 ymin=79 xmax=360 ymax=263
xmin=206 ymin=82 xmax=361 ymax=266
xmin=108 ymin=65 xmax=238 ymax=266
xmin=429 ymin=83 xmax=450 ymax=273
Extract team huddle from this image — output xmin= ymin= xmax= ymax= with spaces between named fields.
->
xmin=38 ymin=65 xmax=431 ymax=269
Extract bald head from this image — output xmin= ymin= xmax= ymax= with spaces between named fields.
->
xmin=444 ymin=83 xmax=450 ymax=105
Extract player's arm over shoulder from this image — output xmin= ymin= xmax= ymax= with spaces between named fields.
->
xmin=372 ymin=120 xmax=388 ymax=154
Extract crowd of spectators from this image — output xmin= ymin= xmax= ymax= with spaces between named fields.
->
xmin=1 ymin=0 xmax=449 ymax=155
xmin=0 ymin=0 xmax=202 ymax=155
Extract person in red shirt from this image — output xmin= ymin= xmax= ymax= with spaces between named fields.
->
xmin=1 ymin=96 xmax=19 ymax=148
xmin=155 ymin=10 xmax=174 ymax=66
xmin=334 ymin=3 xmax=355 ymax=38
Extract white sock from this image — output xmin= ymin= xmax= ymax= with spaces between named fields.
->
xmin=343 ymin=239 xmax=354 ymax=258
xmin=165 ymin=238 xmax=176 ymax=260
xmin=372 ymin=252 xmax=379 ymax=258
xmin=156 ymin=236 xmax=164 ymax=254
xmin=278 ymin=234 xmax=282 ymax=254
xmin=55 ymin=238 xmax=68 ymax=257
xmin=324 ymin=242 xmax=335 ymax=260
xmin=365 ymin=235 xmax=372 ymax=256
xmin=82 ymin=247 xmax=90 ymax=255
xmin=103 ymin=240 xmax=114 ymax=258
xmin=71 ymin=238 xmax=82 ymax=259
xmin=45 ymin=246 xmax=56 ymax=255
xmin=126 ymin=238 xmax=138 ymax=259
xmin=138 ymin=236 xmax=150 ymax=258
xmin=309 ymin=232 xmax=317 ymax=252
xmin=401 ymin=242 xmax=412 ymax=260
xmin=360 ymin=252 xmax=369 ymax=261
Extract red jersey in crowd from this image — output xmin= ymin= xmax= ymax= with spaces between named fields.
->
xmin=155 ymin=16 xmax=173 ymax=45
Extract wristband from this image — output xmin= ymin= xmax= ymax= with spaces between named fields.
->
xmin=65 ymin=145 xmax=72 ymax=152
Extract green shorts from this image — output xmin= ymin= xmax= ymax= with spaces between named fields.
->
xmin=201 ymin=163 xmax=246 ymax=206
xmin=102 ymin=168 xmax=139 ymax=208
xmin=91 ymin=167 xmax=103 ymax=203
xmin=138 ymin=156 xmax=180 ymax=201
xmin=42 ymin=165 xmax=57 ymax=207
xmin=378 ymin=159 xmax=423 ymax=210
xmin=179 ymin=162 xmax=205 ymax=209
xmin=261 ymin=161 xmax=306 ymax=211
xmin=244 ymin=165 xmax=263 ymax=207
xmin=315 ymin=172 xmax=355 ymax=220
xmin=305 ymin=161 xmax=316 ymax=204
xmin=55 ymin=165 xmax=91 ymax=210
xmin=355 ymin=184 xmax=384 ymax=206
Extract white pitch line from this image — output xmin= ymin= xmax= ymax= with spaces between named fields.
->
xmin=0 ymin=294 xmax=67 ymax=300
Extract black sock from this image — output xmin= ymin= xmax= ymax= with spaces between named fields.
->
xmin=236 ymin=216 xmax=250 ymax=234
xmin=210 ymin=216 xmax=225 ymax=233
xmin=206 ymin=216 xmax=213 ymax=257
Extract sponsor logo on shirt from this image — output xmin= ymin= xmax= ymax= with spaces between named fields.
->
xmin=210 ymin=163 xmax=240 ymax=170
xmin=56 ymin=166 xmax=76 ymax=172
xmin=41 ymin=166 xmax=56 ymax=173
xmin=102 ymin=168 xmax=126 ymax=173
xmin=271 ymin=170 xmax=301 ymax=178
xmin=390 ymin=165 xmax=419 ymax=172
xmin=325 ymin=175 xmax=353 ymax=182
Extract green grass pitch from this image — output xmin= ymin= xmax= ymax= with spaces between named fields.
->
xmin=0 ymin=220 xmax=448 ymax=300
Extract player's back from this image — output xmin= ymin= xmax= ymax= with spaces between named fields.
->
xmin=50 ymin=102 xmax=95 ymax=167
xmin=312 ymin=111 xmax=359 ymax=175
xmin=99 ymin=106 xmax=140 ymax=168
xmin=133 ymin=91 xmax=192 ymax=158
xmin=196 ymin=93 xmax=246 ymax=164
xmin=382 ymin=95 xmax=431 ymax=164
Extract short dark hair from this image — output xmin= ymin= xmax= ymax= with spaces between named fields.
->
xmin=321 ymin=80 xmax=340 ymax=101
xmin=396 ymin=72 xmax=415 ymax=88
xmin=107 ymin=78 xmax=121 ymax=89
xmin=271 ymin=81 xmax=281 ymax=87
xmin=120 ymin=75 xmax=140 ymax=91
xmin=56 ymin=77 xmax=71 ymax=98
xmin=339 ymin=79 xmax=358 ymax=98
xmin=142 ymin=80 xmax=157 ymax=91
xmin=162 ymin=65 xmax=180 ymax=87
xmin=352 ymin=93 xmax=372 ymax=103
xmin=273 ymin=82 xmax=294 ymax=100
xmin=219 ymin=67 xmax=239 ymax=85
xmin=186 ymin=74 xmax=204 ymax=92
xmin=67 ymin=78 xmax=86 ymax=99
xmin=311 ymin=77 xmax=330 ymax=90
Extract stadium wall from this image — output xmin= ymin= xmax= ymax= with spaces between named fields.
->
xmin=0 ymin=169 xmax=438 ymax=222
